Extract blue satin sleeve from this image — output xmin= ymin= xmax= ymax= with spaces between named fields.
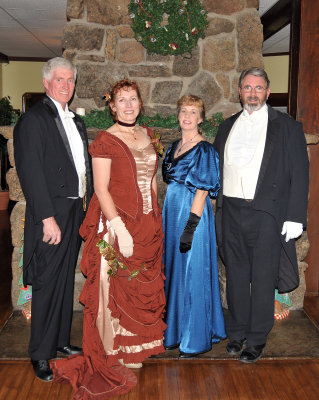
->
xmin=184 ymin=142 xmax=220 ymax=197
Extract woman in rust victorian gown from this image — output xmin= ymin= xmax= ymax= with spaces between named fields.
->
xmin=51 ymin=79 xmax=166 ymax=399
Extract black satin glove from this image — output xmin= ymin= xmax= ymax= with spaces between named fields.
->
xmin=180 ymin=212 xmax=201 ymax=253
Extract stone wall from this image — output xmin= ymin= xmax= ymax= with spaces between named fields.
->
xmin=65 ymin=0 xmax=263 ymax=119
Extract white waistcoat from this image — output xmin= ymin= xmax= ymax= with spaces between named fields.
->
xmin=223 ymin=107 xmax=268 ymax=199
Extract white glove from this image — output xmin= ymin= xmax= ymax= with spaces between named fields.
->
xmin=109 ymin=216 xmax=134 ymax=258
xmin=281 ymin=221 xmax=303 ymax=242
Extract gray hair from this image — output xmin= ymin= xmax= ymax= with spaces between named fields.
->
xmin=239 ymin=67 xmax=270 ymax=89
xmin=42 ymin=57 xmax=77 ymax=81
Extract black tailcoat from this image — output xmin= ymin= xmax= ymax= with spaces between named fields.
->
xmin=213 ymin=105 xmax=309 ymax=293
xmin=14 ymin=96 xmax=93 ymax=285
xmin=14 ymin=95 xmax=93 ymax=359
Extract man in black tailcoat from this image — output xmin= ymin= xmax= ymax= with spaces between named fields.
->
xmin=214 ymin=67 xmax=309 ymax=363
xmin=14 ymin=57 xmax=93 ymax=380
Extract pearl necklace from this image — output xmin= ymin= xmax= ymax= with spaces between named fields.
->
xmin=176 ymin=133 xmax=199 ymax=155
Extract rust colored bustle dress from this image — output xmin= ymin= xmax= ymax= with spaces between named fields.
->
xmin=51 ymin=128 xmax=166 ymax=399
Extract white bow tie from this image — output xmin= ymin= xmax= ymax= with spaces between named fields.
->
xmin=62 ymin=110 xmax=75 ymax=119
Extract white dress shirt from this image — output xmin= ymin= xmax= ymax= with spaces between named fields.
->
xmin=50 ymin=97 xmax=86 ymax=198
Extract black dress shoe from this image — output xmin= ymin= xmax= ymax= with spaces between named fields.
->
xmin=226 ymin=339 xmax=246 ymax=355
xmin=239 ymin=344 xmax=265 ymax=364
xmin=31 ymin=359 xmax=53 ymax=381
xmin=164 ymin=344 xmax=179 ymax=350
xmin=179 ymin=348 xmax=211 ymax=359
xmin=57 ymin=344 xmax=82 ymax=356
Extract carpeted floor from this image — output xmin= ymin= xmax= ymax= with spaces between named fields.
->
xmin=1 ymin=310 xmax=319 ymax=360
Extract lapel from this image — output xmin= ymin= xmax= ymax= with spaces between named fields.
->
xmin=219 ymin=111 xmax=241 ymax=185
xmin=72 ymin=112 xmax=93 ymax=196
xmin=254 ymin=105 xmax=278 ymax=197
xmin=43 ymin=96 xmax=77 ymax=172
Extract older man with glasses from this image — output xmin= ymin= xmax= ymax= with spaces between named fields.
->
xmin=213 ymin=67 xmax=309 ymax=363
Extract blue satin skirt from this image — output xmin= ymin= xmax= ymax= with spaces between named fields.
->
xmin=163 ymin=181 xmax=226 ymax=354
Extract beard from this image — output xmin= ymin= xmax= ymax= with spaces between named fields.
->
xmin=242 ymin=96 xmax=267 ymax=112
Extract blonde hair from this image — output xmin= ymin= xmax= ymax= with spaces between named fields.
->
xmin=177 ymin=95 xmax=205 ymax=120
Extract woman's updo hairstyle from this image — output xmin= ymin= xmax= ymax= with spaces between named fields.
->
xmin=107 ymin=79 xmax=143 ymax=121
xmin=176 ymin=95 xmax=205 ymax=121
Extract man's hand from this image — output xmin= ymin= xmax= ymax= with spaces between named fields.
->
xmin=42 ymin=217 xmax=61 ymax=245
xmin=281 ymin=221 xmax=303 ymax=242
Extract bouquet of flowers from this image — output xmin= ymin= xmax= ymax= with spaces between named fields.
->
xmin=97 ymin=239 xmax=146 ymax=280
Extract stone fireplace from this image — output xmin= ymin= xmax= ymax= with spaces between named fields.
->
xmin=64 ymin=0 xmax=262 ymax=119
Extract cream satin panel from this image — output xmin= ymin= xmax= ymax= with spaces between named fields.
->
xmin=96 ymin=142 xmax=161 ymax=356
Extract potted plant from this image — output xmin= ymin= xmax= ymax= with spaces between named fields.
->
xmin=0 ymin=96 xmax=16 ymax=210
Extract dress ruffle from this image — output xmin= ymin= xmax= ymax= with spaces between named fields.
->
xmin=52 ymin=129 xmax=166 ymax=398
xmin=51 ymin=354 xmax=137 ymax=399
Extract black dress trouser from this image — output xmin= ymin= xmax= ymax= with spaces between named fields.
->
xmin=28 ymin=197 xmax=83 ymax=360
xmin=222 ymin=196 xmax=281 ymax=347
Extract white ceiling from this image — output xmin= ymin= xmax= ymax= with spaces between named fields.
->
xmin=0 ymin=0 xmax=289 ymax=60
xmin=259 ymin=0 xmax=290 ymax=54
xmin=0 ymin=0 xmax=67 ymax=58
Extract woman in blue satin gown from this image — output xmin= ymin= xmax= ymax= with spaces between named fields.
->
xmin=162 ymin=95 xmax=226 ymax=357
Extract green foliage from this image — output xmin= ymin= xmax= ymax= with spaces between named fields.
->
xmin=82 ymin=106 xmax=224 ymax=138
xmin=0 ymin=96 xmax=14 ymax=125
xmin=201 ymin=113 xmax=224 ymax=138
xmin=128 ymin=0 xmax=208 ymax=55
xmin=97 ymin=239 xmax=146 ymax=281
xmin=82 ymin=107 xmax=114 ymax=129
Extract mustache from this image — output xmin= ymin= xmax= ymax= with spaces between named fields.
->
xmin=247 ymin=96 xmax=260 ymax=102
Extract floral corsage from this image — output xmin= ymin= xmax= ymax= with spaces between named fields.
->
xmin=151 ymin=129 xmax=164 ymax=156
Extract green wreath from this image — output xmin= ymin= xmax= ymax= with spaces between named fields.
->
xmin=128 ymin=0 xmax=208 ymax=56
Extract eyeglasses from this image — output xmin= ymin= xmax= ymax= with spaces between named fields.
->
xmin=241 ymin=85 xmax=267 ymax=93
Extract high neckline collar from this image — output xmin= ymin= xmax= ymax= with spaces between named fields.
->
xmin=117 ymin=120 xmax=136 ymax=127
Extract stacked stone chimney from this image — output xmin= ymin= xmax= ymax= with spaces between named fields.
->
xmin=65 ymin=0 xmax=262 ymax=119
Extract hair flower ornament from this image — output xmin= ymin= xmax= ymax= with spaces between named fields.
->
xmin=103 ymin=92 xmax=111 ymax=103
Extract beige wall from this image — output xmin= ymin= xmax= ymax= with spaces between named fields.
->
xmin=1 ymin=61 xmax=45 ymax=111
xmin=263 ymin=55 xmax=289 ymax=93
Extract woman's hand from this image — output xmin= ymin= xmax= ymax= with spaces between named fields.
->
xmin=109 ymin=216 xmax=134 ymax=257
xmin=180 ymin=212 xmax=201 ymax=253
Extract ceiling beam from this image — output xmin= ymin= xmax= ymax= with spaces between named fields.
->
xmin=261 ymin=0 xmax=292 ymax=41
xmin=9 ymin=57 xmax=50 ymax=62
xmin=0 ymin=52 xmax=9 ymax=63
